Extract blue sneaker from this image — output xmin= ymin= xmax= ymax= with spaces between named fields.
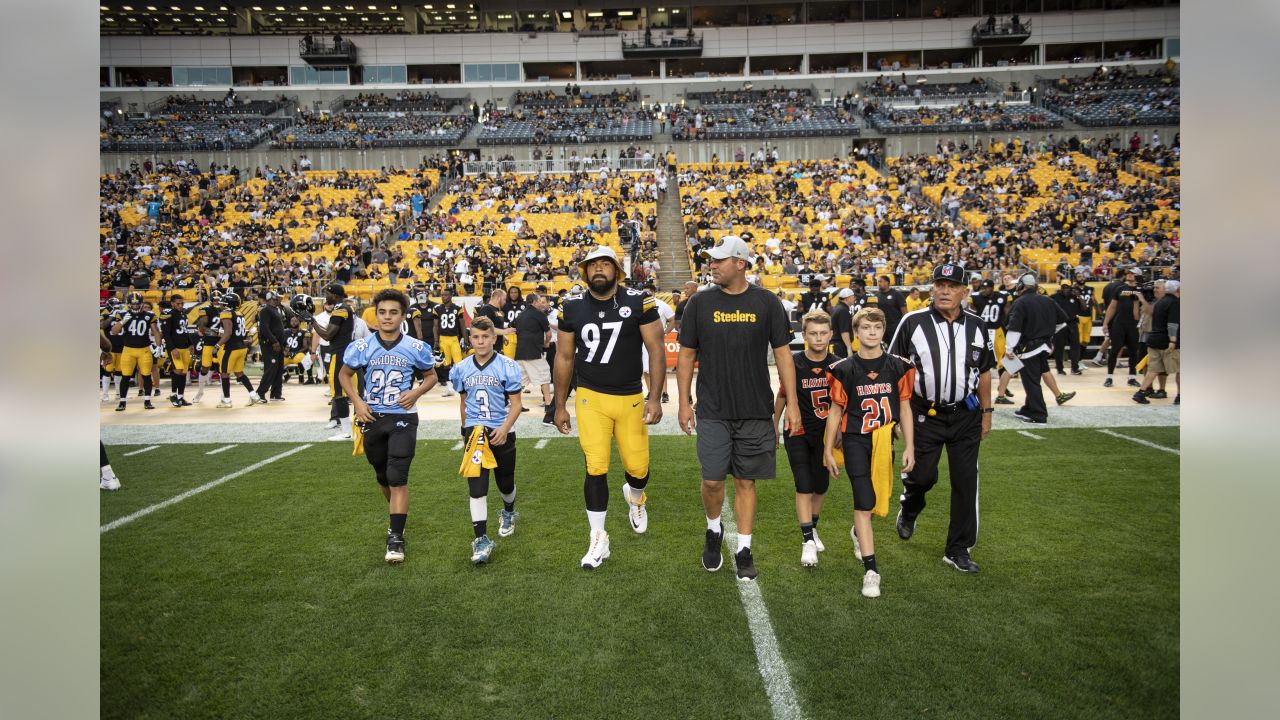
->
xmin=471 ymin=535 xmax=495 ymax=565
xmin=498 ymin=509 xmax=518 ymax=537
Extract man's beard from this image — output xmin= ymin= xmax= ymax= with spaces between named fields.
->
xmin=588 ymin=274 xmax=616 ymax=295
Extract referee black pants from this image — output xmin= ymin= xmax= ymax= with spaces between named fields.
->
xmin=900 ymin=407 xmax=982 ymax=557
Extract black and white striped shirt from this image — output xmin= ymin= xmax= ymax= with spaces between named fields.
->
xmin=888 ymin=307 xmax=996 ymax=405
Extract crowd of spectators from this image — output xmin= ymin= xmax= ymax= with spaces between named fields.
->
xmin=864 ymin=100 xmax=1063 ymax=133
xmin=515 ymin=87 xmax=638 ymax=109
xmin=151 ymin=92 xmax=286 ymax=116
xmin=860 ymin=74 xmax=994 ymax=99
xmin=687 ymin=87 xmax=813 ymax=106
xmin=101 ymin=116 xmax=290 ymax=152
xmin=343 ymin=91 xmax=462 ymax=113
xmin=270 ymin=111 xmax=474 ymax=148
xmin=478 ymin=107 xmax=654 ymax=144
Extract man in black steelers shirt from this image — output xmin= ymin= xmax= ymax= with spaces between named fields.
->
xmin=503 ymin=285 xmax=525 ymax=358
xmin=678 ymin=235 xmax=799 ymax=581
xmin=1102 ymin=268 xmax=1142 ymax=388
xmin=554 ymin=246 xmax=666 ymax=570
xmin=111 ymin=292 xmax=162 ymax=412
xmin=773 ymin=310 xmax=842 ymax=569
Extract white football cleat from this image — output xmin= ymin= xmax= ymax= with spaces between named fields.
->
xmin=622 ymin=485 xmax=648 ymax=534
xmin=800 ymin=540 xmax=818 ymax=567
xmin=327 ymin=433 xmax=352 ymax=442
xmin=850 ymin=525 xmax=863 ymax=561
xmin=325 ymin=419 xmax=339 ymax=430
xmin=813 ymin=527 xmax=825 ymax=553
xmin=99 ymin=476 xmax=121 ymax=491
xmin=216 ymin=398 xmax=233 ymax=409
xmin=862 ymin=570 xmax=881 ymax=598
xmin=580 ymin=529 xmax=610 ymax=570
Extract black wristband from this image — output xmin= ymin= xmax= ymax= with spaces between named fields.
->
xmin=981 ymin=407 xmax=995 ymax=414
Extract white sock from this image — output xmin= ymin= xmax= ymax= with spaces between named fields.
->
xmin=339 ymin=417 xmax=352 ymax=435
xmin=499 ymin=490 xmax=516 ymax=505
xmin=1106 ymin=374 xmax=1114 ymax=380
xmin=707 ymin=516 xmax=722 ymax=533
xmin=100 ymin=376 xmax=110 ymax=393
xmin=199 ymin=373 xmax=209 ymax=389
xmin=738 ymin=533 xmax=752 ymax=550
xmin=622 ymin=482 xmax=636 ymax=503
xmin=587 ymin=510 xmax=607 ymax=533
xmin=469 ymin=496 xmax=487 ymax=524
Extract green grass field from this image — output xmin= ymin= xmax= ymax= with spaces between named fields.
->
xmin=101 ymin=428 xmax=1178 ymax=719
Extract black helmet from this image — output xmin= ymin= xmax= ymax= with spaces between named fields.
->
xmin=126 ymin=291 xmax=144 ymax=308
xmin=222 ymin=291 xmax=242 ymax=310
xmin=290 ymin=294 xmax=315 ymax=316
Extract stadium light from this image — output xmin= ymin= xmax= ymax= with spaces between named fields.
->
xmin=251 ymin=6 xmax=261 ymax=10
xmin=322 ymin=4 xmax=331 ymax=8
xmin=618 ymin=11 xmax=634 ymax=17
xmin=100 ymin=5 xmax=109 ymax=10
xmin=561 ymin=11 xmax=570 ymax=19
xmin=299 ymin=5 xmax=308 ymax=9
xmin=146 ymin=5 xmax=156 ymax=9
xmin=194 ymin=5 xmax=204 ymax=9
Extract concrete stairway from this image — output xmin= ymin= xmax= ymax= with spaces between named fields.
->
xmin=653 ymin=182 xmax=693 ymax=288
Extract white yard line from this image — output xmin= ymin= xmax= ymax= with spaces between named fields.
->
xmin=1098 ymin=428 xmax=1180 ymax=455
xmin=123 ymin=445 xmax=159 ymax=456
xmin=205 ymin=444 xmax=239 ymax=455
xmin=720 ymin=500 xmax=805 ymax=720
xmin=1017 ymin=430 xmax=1045 ymax=440
xmin=101 ymin=444 xmax=314 ymax=534
xmin=534 ymin=438 xmax=549 ymax=449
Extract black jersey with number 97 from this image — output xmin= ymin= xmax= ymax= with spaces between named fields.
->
xmin=557 ymin=288 xmax=659 ymax=396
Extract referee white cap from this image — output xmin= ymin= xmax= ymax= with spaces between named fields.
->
xmin=701 ymin=235 xmax=754 ymax=262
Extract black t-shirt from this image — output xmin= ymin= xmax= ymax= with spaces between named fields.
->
xmin=218 ymin=309 xmax=249 ymax=350
xmin=799 ymin=290 xmax=827 ymax=315
xmin=783 ymin=350 xmax=842 ymax=436
xmin=475 ymin=303 xmax=507 ymax=351
xmin=559 ymin=287 xmax=659 ymax=395
xmin=1146 ymin=295 xmax=1179 ymax=349
xmin=830 ymin=302 xmax=853 ymax=355
xmin=1101 ymin=278 xmax=1125 ymax=308
xmin=678 ymin=285 xmax=793 ymax=420
xmin=875 ymin=288 xmax=906 ymax=327
xmin=512 ymin=307 xmax=551 ymax=360
xmin=436 ymin=302 xmax=462 ymax=337
xmin=406 ymin=303 xmax=435 ymax=341
xmin=1111 ymin=285 xmax=1141 ymax=326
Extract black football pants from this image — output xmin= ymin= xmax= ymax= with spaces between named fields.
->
xmin=255 ymin=345 xmax=284 ymax=398
xmin=1107 ymin=322 xmax=1140 ymax=375
xmin=1053 ymin=327 xmax=1080 ymax=372
xmin=1018 ymin=352 xmax=1050 ymax=422
xmin=899 ymin=406 xmax=983 ymax=557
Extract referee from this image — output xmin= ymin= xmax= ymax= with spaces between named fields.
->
xmin=888 ymin=263 xmax=995 ymax=573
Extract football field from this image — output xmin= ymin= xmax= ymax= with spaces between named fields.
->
xmin=101 ymin=428 xmax=1178 ymax=719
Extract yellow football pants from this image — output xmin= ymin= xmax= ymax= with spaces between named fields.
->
xmin=169 ymin=348 xmax=192 ymax=373
xmin=118 ymin=346 xmax=154 ymax=377
xmin=575 ymin=387 xmax=650 ymax=478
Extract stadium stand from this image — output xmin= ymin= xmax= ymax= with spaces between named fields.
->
xmin=860 ymin=75 xmax=997 ymax=99
xmin=1038 ymin=65 xmax=1180 ymax=127
xmin=270 ymin=112 xmax=474 ymax=149
xmin=341 ymin=91 xmax=465 ymax=113
xmin=101 ymin=116 xmax=292 ymax=152
xmin=477 ymin=108 xmax=654 ymax=145
xmin=864 ymin=100 xmax=1063 ymax=133
xmin=515 ymin=87 xmax=638 ymax=109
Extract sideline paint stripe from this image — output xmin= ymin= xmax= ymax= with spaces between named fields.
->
xmin=1017 ymin=430 xmax=1045 ymax=440
xmin=534 ymin=438 xmax=549 ymax=449
xmin=1098 ymin=428 xmax=1180 ymax=455
xmin=720 ymin=500 xmax=804 ymax=720
xmin=124 ymin=445 xmax=159 ymax=456
xmin=451 ymin=441 xmax=464 ymax=451
xmin=101 ymin=444 xmax=314 ymax=534
xmin=205 ymin=444 xmax=239 ymax=455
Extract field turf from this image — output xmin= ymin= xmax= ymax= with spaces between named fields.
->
xmin=101 ymin=428 xmax=1178 ymax=719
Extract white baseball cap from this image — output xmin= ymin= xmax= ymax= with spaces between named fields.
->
xmin=701 ymin=235 xmax=754 ymax=262
xmin=578 ymin=245 xmax=622 ymax=276
xmin=837 ymin=288 xmax=856 ymax=299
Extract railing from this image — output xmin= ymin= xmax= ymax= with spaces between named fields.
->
xmin=462 ymin=157 xmax=658 ymax=175
xmin=972 ymin=18 xmax=1032 ymax=40
xmin=621 ymin=30 xmax=702 ymax=50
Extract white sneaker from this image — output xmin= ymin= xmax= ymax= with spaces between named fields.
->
xmin=862 ymin=570 xmax=881 ymax=598
xmin=216 ymin=398 xmax=233 ymax=409
xmin=441 ymin=388 xmax=456 ymax=397
xmin=622 ymin=485 xmax=648 ymax=534
xmin=99 ymin=476 xmax=121 ymax=491
xmin=100 ymin=390 xmax=110 ymax=402
xmin=800 ymin=540 xmax=818 ymax=567
xmin=813 ymin=527 xmax=825 ymax=553
xmin=248 ymin=392 xmax=265 ymax=405
xmin=850 ymin=525 xmax=863 ymax=560
xmin=580 ymin=529 xmax=610 ymax=569
xmin=192 ymin=390 xmax=203 ymax=403
xmin=327 ymin=433 xmax=352 ymax=442
xmin=325 ymin=419 xmax=339 ymax=430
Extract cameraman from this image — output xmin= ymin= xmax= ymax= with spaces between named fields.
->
xmin=1134 ymin=280 xmax=1180 ymax=404
xmin=1101 ymin=268 xmax=1142 ymax=388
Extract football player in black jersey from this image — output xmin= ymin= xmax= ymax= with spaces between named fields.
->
xmin=773 ymin=310 xmax=842 ymax=568
xmin=100 ymin=296 xmax=124 ymax=401
xmin=824 ymin=307 xmax=916 ymax=599
xmin=309 ymin=283 xmax=357 ymax=439
xmin=160 ymin=294 xmax=194 ymax=407
xmin=553 ymin=246 xmax=666 ymax=570
xmin=435 ymin=287 xmax=464 ymax=397
xmin=503 ymin=285 xmax=525 ymax=359
xmin=192 ymin=295 xmax=224 ymax=403
xmin=215 ymin=291 xmax=260 ymax=408
xmin=111 ymin=292 xmax=162 ymax=411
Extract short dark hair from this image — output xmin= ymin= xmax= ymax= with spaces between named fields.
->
xmin=525 ymin=292 xmax=542 ymax=305
xmin=470 ymin=316 xmax=495 ymax=333
xmin=372 ymin=289 xmax=409 ymax=313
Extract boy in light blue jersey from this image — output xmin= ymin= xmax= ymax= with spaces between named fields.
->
xmin=339 ymin=289 xmax=438 ymax=564
xmin=450 ymin=316 xmax=524 ymax=564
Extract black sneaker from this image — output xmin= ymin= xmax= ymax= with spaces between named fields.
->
xmin=994 ymin=396 xmax=1014 ymax=405
xmin=702 ymin=529 xmax=723 ymax=572
xmin=1003 ymin=389 xmax=1014 ymax=398
xmin=270 ymin=396 xmax=286 ymax=402
xmin=385 ymin=533 xmax=406 ymax=564
xmin=1103 ymin=378 xmax=1114 ymax=388
xmin=170 ymin=396 xmax=182 ymax=408
xmin=1150 ymin=390 xmax=1168 ymax=399
xmin=115 ymin=401 xmax=126 ymax=412
xmin=1055 ymin=391 xmax=1076 ymax=406
xmin=542 ymin=416 xmax=556 ymax=428
xmin=661 ymin=392 xmax=670 ymax=403
xmin=1071 ymin=368 xmax=1083 ymax=375
xmin=1173 ymin=394 xmax=1180 ymax=405
xmin=143 ymin=400 xmax=155 ymax=410
xmin=1013 ymin=410 xmax=1046 ymax=424
xmin=177 ymin=398 xmax=192 ymax=407
xmin=1131 ymin=391 xmax=1150 ymax=405
xmin=734 ymin=547 xmax=758 ymax=581
xmin=1056 ymin=369 xmax=1066 ymax=376
xmin=1127 ymin=377 xmax=1141 ymax=387
xmin=943 ymin=553 xmax=980 ymax=573
xmin=896 ymin=507 xmax=916 ymax=540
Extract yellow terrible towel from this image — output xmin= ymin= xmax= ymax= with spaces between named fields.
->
xmin=458 ymin=426 xmax=497 ymax=478
xmin=352 ymin=421 xmax=365 ymax=456
xmin=870 ymin=421 xmax=896 ymax=518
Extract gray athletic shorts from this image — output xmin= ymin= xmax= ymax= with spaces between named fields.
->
xmin=695 ymin=415 xmax=778 ymax=481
